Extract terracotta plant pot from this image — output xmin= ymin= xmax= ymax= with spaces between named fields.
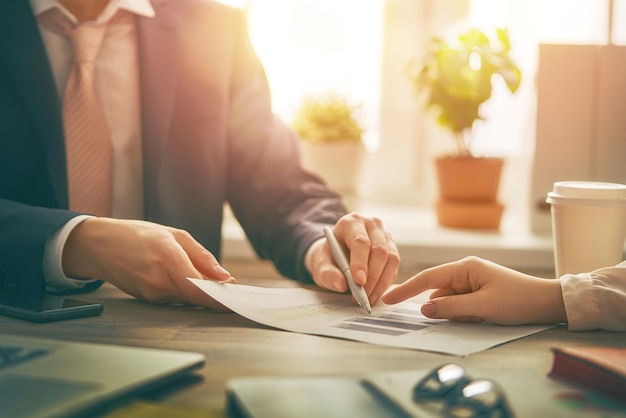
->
xmin=434 ymin=156 xmax=505 ymax=229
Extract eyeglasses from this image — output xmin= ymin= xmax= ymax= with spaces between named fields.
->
xmin=413 ymin=363 xmax=513 ymax=418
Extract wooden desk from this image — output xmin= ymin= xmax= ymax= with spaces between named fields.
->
xmin=2 ymin=281 xmax=625 ymax=417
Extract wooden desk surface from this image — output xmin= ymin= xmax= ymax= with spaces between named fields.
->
xmin=2 ymin=280 xmax=625 ymax=417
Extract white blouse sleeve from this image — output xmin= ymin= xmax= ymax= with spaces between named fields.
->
xmin=560 ymin=260 xmax=626 ymax=331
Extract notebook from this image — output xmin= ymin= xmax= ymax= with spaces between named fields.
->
xmin=226 ymin=368 xmax=626 ymax=418
xmin=0 ymin=333 xmax=205 ymax=418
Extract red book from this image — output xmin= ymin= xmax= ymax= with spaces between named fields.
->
xmin=549 ymin=346 xmax=626 ymax=403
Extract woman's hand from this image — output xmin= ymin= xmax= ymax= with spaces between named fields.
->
xmin=382 ymin=256 xmax=566 ymax=325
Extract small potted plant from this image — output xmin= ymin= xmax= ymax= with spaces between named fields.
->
xmin=292 ymin=94 xmax=365 ymax=194
xmin=406 ymin=27 xmax=522 ymax=229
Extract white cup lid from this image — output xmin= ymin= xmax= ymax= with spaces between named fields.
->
xmin=546 ymin=181 xmax=626 ymax=207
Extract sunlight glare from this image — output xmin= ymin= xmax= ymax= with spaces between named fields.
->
xmin=246 ymin=0 xmax=383 ymax=151
xmin=469 ymin=51 xmax=481 ymax=71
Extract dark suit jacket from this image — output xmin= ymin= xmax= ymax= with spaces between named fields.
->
xmin=0 ymin=0 xmax=346 ymax=295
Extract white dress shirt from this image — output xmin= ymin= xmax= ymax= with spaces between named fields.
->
xmin=30 ymin=0 xmax=154 ymax=290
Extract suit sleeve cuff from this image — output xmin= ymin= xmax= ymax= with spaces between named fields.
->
xmin=44 ymin=215 xmax=99 ymax=292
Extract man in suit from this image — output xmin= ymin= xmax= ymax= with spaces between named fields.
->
xmin=0 ymin=0 xmax=399 ymax=308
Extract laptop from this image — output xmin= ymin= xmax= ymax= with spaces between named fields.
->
xmin=0 ymin=333 xmax=205 ymax=418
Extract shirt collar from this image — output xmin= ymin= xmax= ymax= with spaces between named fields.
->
xmin=30 ymin=0 xmax=155 ymax=24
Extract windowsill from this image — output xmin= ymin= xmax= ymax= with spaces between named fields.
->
xmin=222 ymin=199 xmax=557 ymax=276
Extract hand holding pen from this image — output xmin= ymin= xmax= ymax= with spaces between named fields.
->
xmin=324 ymin=226 xmax=372 ymax=314
xmin=305 ymin=214 xmax=400 ymax=308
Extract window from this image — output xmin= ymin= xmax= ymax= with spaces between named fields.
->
xmin=246 ymin=0 xmax=384 ymax=153
xmin=233 ymin=0 xmax=626 ymax=216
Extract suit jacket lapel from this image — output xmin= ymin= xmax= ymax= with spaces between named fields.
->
xmin=0 ymin=1 xmax=68 ymax=208
xmin=136 ymin=0 xmax=182 ymax=217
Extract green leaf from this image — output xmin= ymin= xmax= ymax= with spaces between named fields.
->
xmin=405 ymin=26 xmax=522 ymax=155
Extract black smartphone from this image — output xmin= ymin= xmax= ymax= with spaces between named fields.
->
xmin=0 ymin=294 xmax=103 ymax=323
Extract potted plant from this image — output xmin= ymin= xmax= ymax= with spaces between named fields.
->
xmin=292 ymin=94 xmax=365 ymax=194
xmin=406 ymin=27 xmax=522 ymax=229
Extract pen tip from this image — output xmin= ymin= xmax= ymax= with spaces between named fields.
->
xmin=358 ymin=302 xmax=372 ymax=315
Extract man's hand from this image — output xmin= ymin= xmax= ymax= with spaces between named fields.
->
xmin=62 ymin=218 xmax=235 ymax=308
xmin=306 ymin=213 xmax=400 ymax=306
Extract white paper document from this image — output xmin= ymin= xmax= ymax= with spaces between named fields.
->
xmin=188 ymin=279 xmax=552 ymax=356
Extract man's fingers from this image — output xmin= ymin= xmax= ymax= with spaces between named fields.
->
xmin=318 ymin=263 xmax=349 ymax=293
xmin=334 ymin=215 xmax=371 ymax=285
xmin=180 ymin=276 xmax=231 ymax=311
xmin=307 ymin=239 xmax=349 ymax=293
xmin=171 ymin=228 xmax=234 ymax=282
xmin=362 ymin=219 xmax=390 ymax=288
xmin=346 ymin=234 xmax=370 ymax=286
xmin=171 ymin=262 xmax=230 ymax=310
xmin=369 ymin=242 xmax=400 ymax=306
xmin=156 ymin=239 xmax=231 ymax=309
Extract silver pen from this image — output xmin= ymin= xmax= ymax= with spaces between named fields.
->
xmin=323 ymin=226 xmax=372 ymax=314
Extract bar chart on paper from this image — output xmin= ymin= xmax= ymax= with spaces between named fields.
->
xmin=188 ymin=279 xmax=552 ymax=356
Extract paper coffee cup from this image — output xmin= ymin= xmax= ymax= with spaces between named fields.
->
xmin=546 ymin=181 xmax=626 ymax=278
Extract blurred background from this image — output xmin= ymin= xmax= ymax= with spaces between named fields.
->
xmin=218 ymin=0 xmax=626 ymax=276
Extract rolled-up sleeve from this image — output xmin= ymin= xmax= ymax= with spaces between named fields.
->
xmin=560 ymin=261 xmax=626 ymax=331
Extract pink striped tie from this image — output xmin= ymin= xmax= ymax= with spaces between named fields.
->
xmin=39 ymin=9 xmax=112 ymax=216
